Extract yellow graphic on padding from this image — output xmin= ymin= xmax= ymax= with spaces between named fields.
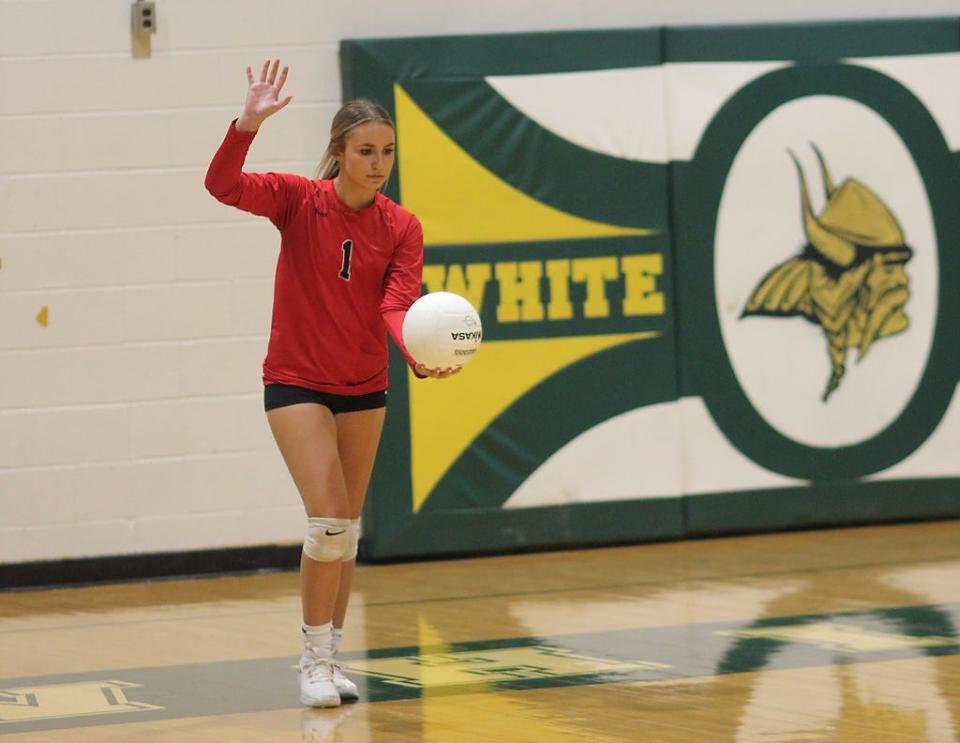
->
xmin=35 ymin=306 xmax=49 ymax=328
xmin=395 ymin=84 xmax=653 ymax=246
xmin=409 ymin=332 xmax=658 ymax=511
xmin=0 ymin=680 xmax=161 ymax=723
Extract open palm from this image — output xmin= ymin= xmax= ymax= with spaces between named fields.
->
xmin=238 ymin=59 xmax=292 ymax=131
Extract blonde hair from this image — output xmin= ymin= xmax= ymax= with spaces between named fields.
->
xmin=316 ymin=99 xmax=395 ymax=180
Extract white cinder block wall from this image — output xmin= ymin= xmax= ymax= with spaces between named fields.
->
xmin=1 ymin=0 xmax=956 ymax=565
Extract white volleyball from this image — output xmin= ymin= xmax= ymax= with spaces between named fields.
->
xmin=402 ymin=292 xmax=483 ymax=369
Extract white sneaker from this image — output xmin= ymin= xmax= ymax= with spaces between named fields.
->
xmin=299 ymin=654 xmax=341 ymax=708
xmin=332 ymin=662 xmax=359 ymax=701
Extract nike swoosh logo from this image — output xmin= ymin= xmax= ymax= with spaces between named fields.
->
xmin=325 ymin=529 xmax=346 ymax=536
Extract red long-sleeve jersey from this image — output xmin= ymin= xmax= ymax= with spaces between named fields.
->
xmin=205 ymin=120 xmax=423 ymax=395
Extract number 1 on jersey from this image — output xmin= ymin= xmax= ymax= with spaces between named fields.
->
xmin=339 ymin=240 xmax=353 ymax=281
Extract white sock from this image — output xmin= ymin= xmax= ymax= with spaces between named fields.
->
xmin=302 ymin=621 xmax=333 ymax=658
xmin=332 ymin=627 xmax=344 ymax=657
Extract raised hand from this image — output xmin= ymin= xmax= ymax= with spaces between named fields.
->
xmin=236 ymin=59 xmax=293 ymax=132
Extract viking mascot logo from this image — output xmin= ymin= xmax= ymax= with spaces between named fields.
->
xmin=742 ymin=146 xmax=913 ymax=401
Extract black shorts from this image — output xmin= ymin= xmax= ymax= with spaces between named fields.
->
xmin=264 ymin=384 xmax=387 ymax=414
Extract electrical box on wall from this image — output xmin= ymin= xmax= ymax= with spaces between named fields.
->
xmin=131 ymin=1 xmax=157 ymax=35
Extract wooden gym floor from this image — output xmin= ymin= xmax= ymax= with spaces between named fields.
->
xmin=1 ymin=519 xmax=959 ymax=742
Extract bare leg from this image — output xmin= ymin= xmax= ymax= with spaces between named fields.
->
xmin=331 ymin=407 xmax=385 ymax=630
xmin=334 ymin=561 xmax=356 ymax=630
xmin=267 ymin=403 xmax=349 ymax=625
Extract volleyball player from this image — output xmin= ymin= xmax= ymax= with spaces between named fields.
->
xmin=205 ymin=59 xmax=458 ymax=707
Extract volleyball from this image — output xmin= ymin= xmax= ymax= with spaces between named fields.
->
xmin=402 ymin=292 xmax=483 ymax=369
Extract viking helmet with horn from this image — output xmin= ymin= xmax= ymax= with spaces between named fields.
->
xmin=791 ymin=144 xmax=910 ymax=268
xmin=743 ymin=145 xmax=913 ymax=402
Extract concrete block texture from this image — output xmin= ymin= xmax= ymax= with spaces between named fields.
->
xmin=2 ymin=0 xmax=956 ymax=563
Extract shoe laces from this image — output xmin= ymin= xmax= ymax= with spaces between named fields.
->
xmin=302 ymin=654 xmax=334 ymax=683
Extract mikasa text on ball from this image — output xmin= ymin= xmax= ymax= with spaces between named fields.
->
xmin=402 ymin=292 xmax=482 ymax=369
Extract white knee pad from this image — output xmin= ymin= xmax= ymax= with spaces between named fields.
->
xmin=343 ymin=519 xmax=360 ymax=561
xmin=304 ymin=517 xmax=352 ymax=562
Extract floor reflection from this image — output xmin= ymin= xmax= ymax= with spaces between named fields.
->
xmin=2 ymin=522 xmax=959 ymax=741
xmin=301 ymin=705 xmax=357 ymax=743
xmin=717 ymin=562 xmax=960 ymax=742
xmin=349 ymin=555 xmax=960 ymax=742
